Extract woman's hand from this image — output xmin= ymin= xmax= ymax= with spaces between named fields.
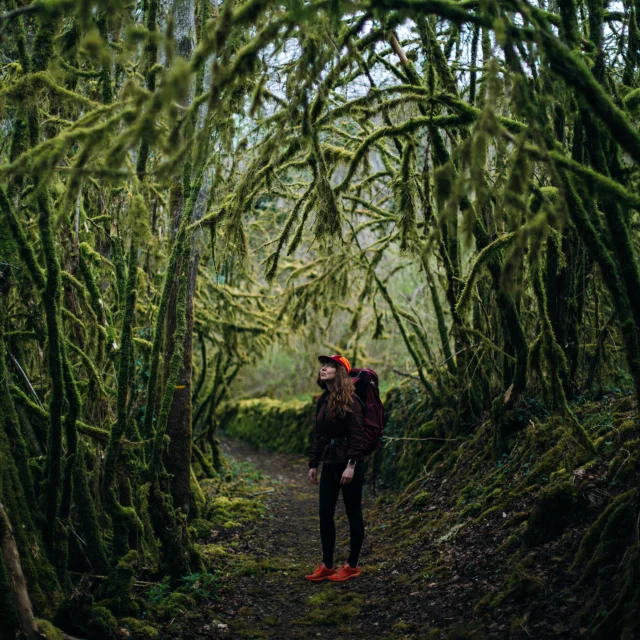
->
xmin=340 ymin=465 xmax=354 ymax=486
xmin=309 ymin=468 xmax=319 ymax=485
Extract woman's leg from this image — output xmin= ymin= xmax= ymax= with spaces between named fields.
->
xmin=342 ymin=462 xmax=365 ymax=567
xmin=318 ymin=463 xmax=340 ymax=568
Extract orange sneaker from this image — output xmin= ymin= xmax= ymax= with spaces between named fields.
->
xmin=305 ymin=563 xmax=337 ymax=582
xmin=327 ymin=563 xmax=361 ymax=581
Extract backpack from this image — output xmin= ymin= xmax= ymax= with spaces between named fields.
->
xmin=349 ymin=368 xmax=385 ymax=456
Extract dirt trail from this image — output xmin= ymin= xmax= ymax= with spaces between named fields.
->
xmin=187 ymin=437 xmax=544 ymax=640
xmin=188 ymin=437 xmax=556 ymax=640
xmin=201 ymin=435 xmax=393 ymax=640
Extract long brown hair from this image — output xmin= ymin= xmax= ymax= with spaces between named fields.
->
xmin=317 ymin=365 xmax=355 ymax=421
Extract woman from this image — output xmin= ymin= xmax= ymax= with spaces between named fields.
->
xmin=305 ymin=354 xmax=367 ymax=582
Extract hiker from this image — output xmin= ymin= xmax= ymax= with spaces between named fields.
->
xmin=305 ymin=354 xmax=368 ymax=582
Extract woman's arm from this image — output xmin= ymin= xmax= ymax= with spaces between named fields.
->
xmin=345 ymin=395 xmax=367 ymax=459
xmin=309 ymin=438 xmax=322 ymax=468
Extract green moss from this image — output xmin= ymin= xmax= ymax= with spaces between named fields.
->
xmin=36 ymin=619 xmax=64 ymax=640
xmin=73 ymin=454 xmax=108 ymax=573
xmin=196 ymin=542 xmax=228 ymax=566
xmin=217 ymin=397 xmax=314 ymax=454
xmin=590 ymin=543 xmax=640 ymax=638
xmin=103 ymin=243 xmax=140 ymax=560
xmin=576 ymin=490 xmax=637 ymax=583
xmin=572 ymin=489 xmax=637 ymax=572
xmin=402 ymin=514 xmax=422 ymax=530
xmin=412 ymin=491 xmax=431 ymax=508
xmin=102 ymin=550 xmax=140 ymax=616
xmin=151 ymin=592 xmax=195 ymax=621
xmin=191 ymin=467 xmax=207 ymax=516
xmin=623 ymin=87 xmax=640 ymax=115
xmin=189 ymin=518 xmax=215 ymax=538
xmin=296 ymin=589 xmax=362 ymax=625
xmin=120 ymin=617 xmax=159 ymax=639
xmin=476 ymin=505 xmax=502 ymax=522
xmin=460 ymin=501 xmax=482 ymax=517
xmin=136 ymin=482 xmax=160 ymax=572
xmin=523 ymin=476 xmax=579 ymax=546
xmin=227 ymin=623 xmax=271 ymax=639
xmin=148 ymin=482 xmax=192 ymax=587
xmin=393 ymin=620 xmax=412 ymax=631
xmin=496 ymin=533 xmax=521 ymax=554
xmin=307 ymin=589 xmax=340 ymax=606
xmin=617 ymin=420 xmax=638 ymax=442
xmin=231 ymin=556 xmax=280 ymax=577
xmin=84 ymin=606 xmax=120 ymax=639
xmin=607 ymin=439 xmax=640 ymax=482
xmin=525 ymin=440 xmax=565 ymax=484
xmin=378 ymin=381 xmax=443 ymax=488
xmin=54 ymin=599 xmax=119 ymax=640
xmin=0 ymin=330 xmax=59 ymax=615
xmin=477 ymin=559 xmax=544 ymax=611
xmin=205 ymin=495 xmax=264 ymax=526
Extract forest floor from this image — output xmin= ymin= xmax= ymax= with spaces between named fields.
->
xmin=145 ymin=392 xmax=639 ymax=640
xmin=176 ymin=435 xmax=390 ymax=640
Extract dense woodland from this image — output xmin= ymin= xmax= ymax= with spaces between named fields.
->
xmin=1 ymin=0 xmax=640 ymax=637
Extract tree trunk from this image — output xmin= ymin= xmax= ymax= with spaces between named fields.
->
xmin=163 ymin=0 xmax=198 ymax=517
xmin=164 ymin=254 xmax=198 ymax=516
xmin=0 ymin=502 xmax=39 ymax=639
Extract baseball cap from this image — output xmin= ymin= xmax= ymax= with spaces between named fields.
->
xmin=318 ymin=354 xmax=351 ymax=373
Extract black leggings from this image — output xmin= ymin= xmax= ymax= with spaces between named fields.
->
xmin=319 ymin=461 xmax=365 ymax=568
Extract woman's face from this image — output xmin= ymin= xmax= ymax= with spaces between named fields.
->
xmin=319 ymin=361 xmax=337 ymax=383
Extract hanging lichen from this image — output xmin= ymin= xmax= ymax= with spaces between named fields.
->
xmin=1 ymin=1 xmax=640 ymax=636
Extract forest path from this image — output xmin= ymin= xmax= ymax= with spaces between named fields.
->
xmin=188 ymin=435 xmax=588 ymax=640
xmin=197 ymin=435 xmax=403 ymax=640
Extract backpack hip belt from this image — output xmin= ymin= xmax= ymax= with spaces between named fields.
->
xmin=319 ymin=436 xmax=348 ymax=445
xmin=321 ymin=436 xmax=348 ymax=464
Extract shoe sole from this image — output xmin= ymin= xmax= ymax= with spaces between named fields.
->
xmin=305 ymin=575 xmax=335 ymax=582
xmin=327 ymin=572 xmax=360 ymax=582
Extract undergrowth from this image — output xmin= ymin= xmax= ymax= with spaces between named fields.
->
xmin=50 ymin=449 xmax=272 ymax=639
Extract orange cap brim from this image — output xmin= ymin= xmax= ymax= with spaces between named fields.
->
xmin=318 ymin=354 xmax=351 ymax=373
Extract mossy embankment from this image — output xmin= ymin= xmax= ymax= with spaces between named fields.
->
xmin=365 ymin=390 xmax=640 ymax=638
xmin=216 ymin=381 xmax=640 ymax=638
xmin=217 ymin=397 xmax=315 ymax=455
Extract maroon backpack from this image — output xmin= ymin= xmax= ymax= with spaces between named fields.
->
xmin=350 ymin=368 xmax=385 ymax=455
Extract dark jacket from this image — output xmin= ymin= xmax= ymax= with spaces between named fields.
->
xmin=308 ymin=391 xmax=367 ymax=468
